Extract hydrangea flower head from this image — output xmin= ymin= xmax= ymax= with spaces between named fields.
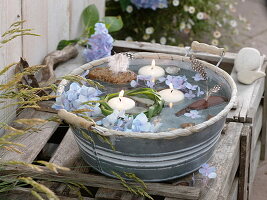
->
xmin=52 ymin=82 xmax=102 ymax=117
xmin=94 ymin=23 xmax=108 ymax=34
xmin=199 ymin=163 xmax=217 ymax=179
xmin=192 ymin=73 xmax=205 ymax=81
xmin=83 ymin=23 xmax=113 ymax=62
xmin=184 ymin=110 xmax=201 ymax=119
xmin=185 ymin=90 xmax=196 ymax=99
xmin=131 ymin=0 xmax=168 ymax=10
xmin=131 ymin=113 xmax=154 ymax=132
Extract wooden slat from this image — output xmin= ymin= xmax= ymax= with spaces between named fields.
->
xmin=49 ymin=128 xmax=81 ymax=167
xmin=48 ymin=128 xmax=92 ymax=198
xmin=0 ymin=109 xmax=59 ymax=162
xmin=0 ymin=188 xmax=94 ymax=200
xmin=261 ymin=73 xmax=267 ymax=160
xmin=249 ymin=140 xmax=261 ymax=200
xmin=0 ymin=0 xmax=22 ymax=136
xmin=199 ymin=122 xmax=242 ymax=200
xmin=166 ymin=122 xmax=243 ymax=200
xmin=113 ymin=40 xmax=237 ymax=64
xmin=227 ymin=178 xmax=238 ymax=200
xmin=22 ymin=0 xmax=48 ymax=65
xmin=238 ymin=125 xmax=251 ymax=200
xmin=227 ymin=61 xmax=266 ymax=123
xmin=251 ymin=106 xmax=263 ymax=151
xmin=47 ymin=0 xmax=70 ymax=53
xmin=0 ymin=165 xmax=201 ymax=200
xmin=246 ymin=78 xmax=265 ymax=123
xmin=249 ymin=140 xmax=261 ymax=185
xmin=69 ymin=0 xmax=105 ymax=39
xmin=95 ymin=188 xmax=145 ymax=200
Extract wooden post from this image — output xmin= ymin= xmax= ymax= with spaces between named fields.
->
xmin=261 ymin=71 xmax=267 ymax=160
xmin=238 ymin=125 xmax=251 ymax=200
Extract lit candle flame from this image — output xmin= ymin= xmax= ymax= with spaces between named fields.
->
xmin=169 ymin=102 xmax=173 ymax=108
xmin=119 ymin=90 xmax=124 ymax=98
xmin=151 ymin=59 xmax=155 ymax=69
xmin=151 ymin=78 xmax=155 ymax=83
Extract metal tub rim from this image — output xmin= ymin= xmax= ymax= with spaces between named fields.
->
xmin=57 ymin=52 xmax=237 ymax=140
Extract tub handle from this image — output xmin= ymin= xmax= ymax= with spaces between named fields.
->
xmin=58 ymin=109 xmax=95 ymax=130
xmin=191 ymin=41 xmax=225 ymax=56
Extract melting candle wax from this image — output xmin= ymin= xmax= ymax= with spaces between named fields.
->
xmin=138 ymin=59 xmax=165 ymax=80
xmin=158 ymin=83 xmax=184 ymax=107
xmin=107 ymin=90 xmax=135 ymax=111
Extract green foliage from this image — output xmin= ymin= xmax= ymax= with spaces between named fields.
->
xmin=119 ymin=0 xmax=131 ymax=11
xmin=103 ymin=16 xmax=124 ymax=33
xmin=57 ymin=4 xmax=123 ymax=50
xmin=57 ymin=39 xmax=79 ymax=50
xmin=82 ymin=4 xmax=100 ymax=30
xmin=106 ymin=0 xmax=247 ymax=48
xmin=100 ymin=88 xmax=164 ymax=120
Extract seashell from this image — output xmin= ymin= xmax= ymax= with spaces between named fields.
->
xmin=237 ymin=70 xmax=266 ymax=85
xmin=234 ymin=48 xmax=261 ymax=72
xmin=166 ymin=66 xmax=180 ymax=75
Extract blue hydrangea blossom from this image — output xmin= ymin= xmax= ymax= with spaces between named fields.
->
xmin=130 ymin=75 xmax=155 ymax=89
xmin=83 ymin=23 xmax=113 ymax=62
xmin=52 ymin=82 xmax=102 ymax=117
xmin=98 ymin=111 xmax=160 ymax=132
xmin=131 ymin=0 xmax=168 ymax=10
xmin=199 ymin=163 xmax=217 ymax=179
xmin=184 ymin=110 xmax=201 ymax=119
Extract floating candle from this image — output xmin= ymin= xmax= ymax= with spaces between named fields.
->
xmin=107 ymin=90 xmax=135 ymax=111
xmin=138 ymin=59 xmax=165 ymax=80
xmin=158 ymin=83 xmax=184 ymax=107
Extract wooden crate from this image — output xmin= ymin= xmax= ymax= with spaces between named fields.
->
xmin=0 ymin=40 xmax=265 ymax=199
xmin=0 ymin=106 xmax=245 ymax=200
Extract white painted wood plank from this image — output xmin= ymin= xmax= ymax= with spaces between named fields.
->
xmin=22 ymin=0 xmax=48 ymax=65
xmin=47 ymin=0 xmax=70 ymax=52
xmin=69 ymin=0 xmax=105 ymax=39
xmin=0 ymin=0 xmax=22 ymax=135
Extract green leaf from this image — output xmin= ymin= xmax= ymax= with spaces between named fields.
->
xmin=119 ymin=0 xmax=131 ymax=11
xmin=82 ymin=4 xmax=99 ymax=29
xmin=57 ymin=40 xmax=78 ymax=50
xmin=103 ymin=16 xmax=123 ymax=33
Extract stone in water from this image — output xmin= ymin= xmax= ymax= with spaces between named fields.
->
xmin=180 ymin=123 xmax=195 ymax=128
xmin=166 ymin=66 xmax=180 ymax=75
xmin=175 ymin=96 xmax=228 ymax=117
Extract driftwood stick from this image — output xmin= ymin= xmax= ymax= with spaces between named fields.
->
xmin=41 ymin=45 xmax=79 ymax=86
xmin=15 ymin=57 xmax=47 ymax=96
xmin=58 ymin=109 xmax=95 ymax=130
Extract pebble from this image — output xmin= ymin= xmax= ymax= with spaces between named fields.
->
xmin=166 ymin=66 xmax=180 ymax=75
xmin=180 ymin=123 xmax=195 ymax=128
